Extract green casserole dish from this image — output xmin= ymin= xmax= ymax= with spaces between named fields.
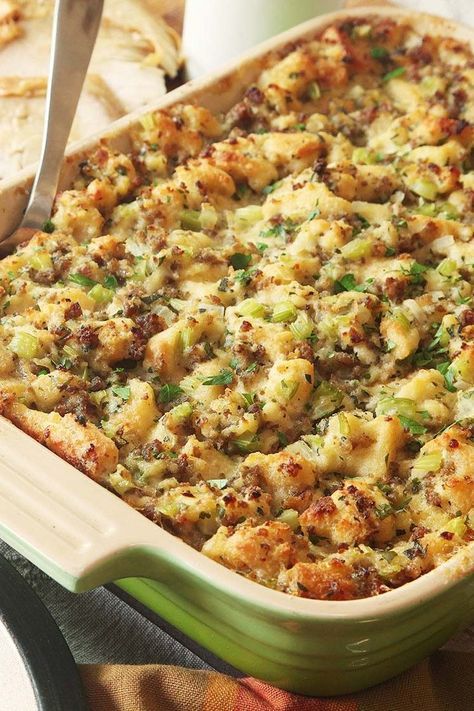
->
xmin=0 ymin=6 xmax=472 ymax=696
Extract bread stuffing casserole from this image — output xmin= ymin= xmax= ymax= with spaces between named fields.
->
xmin=0 ymin=16 xmax=473 ymax=601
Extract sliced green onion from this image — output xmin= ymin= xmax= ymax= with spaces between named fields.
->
xmin=272 ymin=301 xmax=297 ymax=323
xmin=88 ymin=284 xmax=114 ymax=304
xmin=9 ymin=331 xmax=40 ymax=359
xmin=313 ymin=381 xmax=344 ymax=420
xmin=277 ymin=508 xmax=299 ymax=530
xmin=237 ymin=298 xmax=266 ymax=318
xmin=413 ymin=450 xmax=442 ymax=473
xmin=289 ymin=312 xmax=313 ymax=340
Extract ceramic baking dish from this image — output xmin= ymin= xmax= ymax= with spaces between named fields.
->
xmin=0 ymin=6 xmax=473 ymax=696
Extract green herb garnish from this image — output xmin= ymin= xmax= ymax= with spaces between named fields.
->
xmin=230 ymin=253 xmax=252 ymax=270
xmin=383 ymin=66 xmax=406 ymax=82
xmin=201 ymin=369 xmax=233 ymax=386
xmin=158 ymin=383 xmax=183 ymax=403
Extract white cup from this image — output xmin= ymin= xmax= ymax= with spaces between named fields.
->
xmin=182 ymin=0 xmax=344 ymax=79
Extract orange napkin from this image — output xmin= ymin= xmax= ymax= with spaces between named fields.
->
xmin=79 ymin=649 xmax=472 ymax=711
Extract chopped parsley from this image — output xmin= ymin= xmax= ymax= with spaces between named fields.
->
xmin=42 ymin=219 xmax=55 ymax=234
xmin=334 ymin=273 xmax=368 ymax=293
xmin=69 ymin=273 xmax=97 ymax=287
xmin=103 ymin=274 xmax=119 ymax=290
xmin=383 ymin=66 xmax=406 ymax=82
xmin=371 ymin=46 xmax=389 ymax=59
xmin=112 ymin=385 xmax=131 ymax=401
xmin=398 ymin=416 xmax=427 ymax=436
xmin=230 ymin=253 xmax=252 ymax=270
xmin=158 ymin=383 xmax=183 ymax=403
xmin=201 ymin=369 xmax=233 ymax=386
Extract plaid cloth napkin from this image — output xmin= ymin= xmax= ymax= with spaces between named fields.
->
xmin=79 ymin=651 xmax=473 ymax=710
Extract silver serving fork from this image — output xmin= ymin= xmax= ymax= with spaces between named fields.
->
xmin=0 ymin=0 xmax=104 ymax=256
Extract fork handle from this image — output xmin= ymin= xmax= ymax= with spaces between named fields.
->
xmin=21 ymin=0 xmax=104 ymax=230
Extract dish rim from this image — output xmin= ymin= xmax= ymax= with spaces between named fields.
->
xmin=0 ymin=4 xmax=473 ymax=622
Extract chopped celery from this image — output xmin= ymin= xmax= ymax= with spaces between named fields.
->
xmin=376 ymin=397 xmax=417 ymax=420
xmin=179 ymin=327 xmax=198 ymax=351
xmin=352 ymin=148 xmax=378 ymax=165
xmin=407 ymin=178 xmax=438 ymax=201
xmin=443 ymin=516 xmax=467 ymax=538
xmin=237 ymin=298 xmax=266 ymax=318
xmin=232 ymin=432 xmax=260 ymax=452
xmin=416 ymin=203 xmax=437 ymax=217
xmin=88 ymin=284 xmax=114 ymax=304
xmin=302 ymin=434 xmax=324 ymax=450
xmin=9 ymin=331 xmax=40 ymax=359
xmin=420 ymin=76 xmax=445 ymax=97
xmin=168 ymin=402 xmax=193 ymax=423
xmin=272 ymin=301 xmax=297 ymax=323
xmin=289 ymin=312 xmax=313 ymax=340
xmin=277 ymin=509 xmax=299 ymax=530
xmin=452 ymin=351 xmax=474 ymax=383
xmin=235 ymin=205 xmax=263 ymax=228
xmin=437 ymin=258 xmax=458 ymax=278
xmin=313 ymin=381 xmax=344 ymax=420
xmin=413 ymin=450 xmax=442 ymax=472
xmin=180 ymin=209 xmax=202 ymax=231
xmin=338 ymin=412 xmax=350 ymax=436
xmin=144 ymin=152 xmax=167 ymax=173
xmin=437 ymin=202 xmax=459 ymax=220
xmin=341 ymin=238 xmax=371 ymax=260
xmin=132 ymin=257 xmax=148 ymax=281
xmin=392 ymin=308 xmax=411 ymax=331
xmin=30 ymin=252 xmax=53 ymax=271
xmin=278 ymin=379 xmax=299 ymax=401
xmin=139 ymin=113 xmax=156 ymax=132
xmin=199 ymin=204 xmax=218 ymax=230
xmin=307 ymin=81 xmax=321 ymax=100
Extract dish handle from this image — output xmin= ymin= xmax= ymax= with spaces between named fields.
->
xmin=0 ymin=415 xmax=162 ymax=591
